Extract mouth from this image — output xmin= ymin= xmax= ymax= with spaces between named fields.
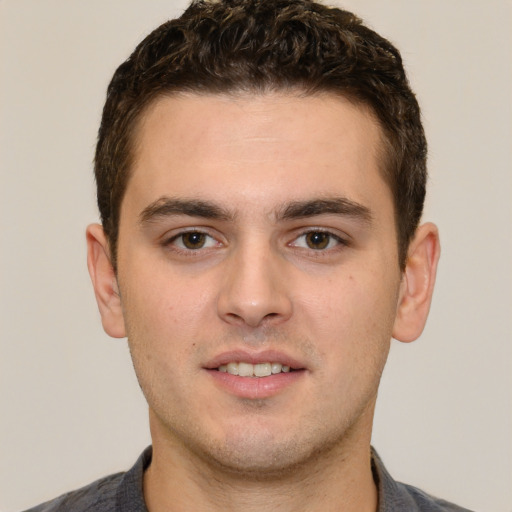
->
xmin=204 ymin=351 xmax=306 ymax=398
xmin=217 ymin=362 xmax=293 ymax=377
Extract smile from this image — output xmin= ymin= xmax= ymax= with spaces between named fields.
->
xmin=217 ymin=362 xmax=291 ymax=377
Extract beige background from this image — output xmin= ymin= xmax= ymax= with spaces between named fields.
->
xmin=1 ymin=1 xmax=511 ymax=511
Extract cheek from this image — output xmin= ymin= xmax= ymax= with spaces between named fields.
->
xmin=120 ymin=265 xmax=216 ymax=372
xmin=121 ymin=274 xmax=205 ymax=410
xmin=303 ymin=268 xmax=399 ymax=361
xmin=123 ymin=262 xmax=211 ymax=326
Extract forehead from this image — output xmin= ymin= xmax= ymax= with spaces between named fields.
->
xmin=126 ymin=91 xmax=391 ymax=217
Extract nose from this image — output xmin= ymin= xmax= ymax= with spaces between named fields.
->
xmin=216 ymin=242 xmax=293 ymax=328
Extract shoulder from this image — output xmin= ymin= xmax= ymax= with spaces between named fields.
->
xmin=395 ymin=481 xmax=475 ymax=512
xmin=22 ymin=446 xmax=151 ymax=512
xmin=22 ymin=472 xmax=124 ymax=512
xmin=371 ymin=447 xmax=475 ymax=512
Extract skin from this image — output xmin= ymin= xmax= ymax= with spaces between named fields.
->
xmin=87 ymin=92 xmax=440 ymax=512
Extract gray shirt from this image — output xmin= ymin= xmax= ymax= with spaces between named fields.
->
xmin=23 ymin=447 xmax=474 ymax=511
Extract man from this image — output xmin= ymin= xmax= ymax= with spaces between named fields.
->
xmin=25 ymin=0 xmax=472 ymax=510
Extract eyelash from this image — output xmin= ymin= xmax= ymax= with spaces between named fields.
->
xmin=164 ymin=229 xmax=220 ymax=254
xmin=289 ymin=229 xmax=348 ymax=252
xmin=162 ymin=228 xmax=349 ymax=255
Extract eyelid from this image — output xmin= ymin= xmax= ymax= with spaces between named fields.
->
xmin=159 ymin=225 xmax=350 ymax=255
xmin=161 ymin=225 xmax=218 ymax=241
xmin=162 ymin=227 xmax=224 ymax=252
xmin=288 ymin=228 xmax=350 ymax=250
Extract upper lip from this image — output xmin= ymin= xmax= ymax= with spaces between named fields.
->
xmin=204 ymin=349 xmax=306 ymax=370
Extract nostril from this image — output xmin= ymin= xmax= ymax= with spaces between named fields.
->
xmin=263 ymin=312 xmax=279 ymax=320
xmin=226 ymin=312 xmax=244 ymax=323
xmin=216 ymin=270 xmax=293 ymax=327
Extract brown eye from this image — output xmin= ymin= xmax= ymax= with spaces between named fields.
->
xmin=181 ymin=232 xmax=207 ymax=249
xmin=305 ymin=231 xmax=331 ymax=250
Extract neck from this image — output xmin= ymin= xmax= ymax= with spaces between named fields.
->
xmin=143 ymin=408 xmax=378 ymax=512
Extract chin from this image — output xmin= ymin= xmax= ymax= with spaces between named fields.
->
xmin=186 ymin=421 xmax=351 ymax=480
xmin=198 ymin=444 xmax=317 ymax=479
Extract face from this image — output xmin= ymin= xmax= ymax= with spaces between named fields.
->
xmin=114 ymin=92 xmax=404 ymax=474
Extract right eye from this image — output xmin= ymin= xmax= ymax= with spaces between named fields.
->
xmin=169 ymin=231 xmax=218 ymax=251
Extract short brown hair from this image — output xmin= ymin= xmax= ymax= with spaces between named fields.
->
xmin=95 ymin=0 xmax=427 ymax=269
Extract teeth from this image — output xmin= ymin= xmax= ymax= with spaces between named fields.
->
xmin=238 ymin=362 xmax=253 ymax=377
xmin=271 ymin=362 xmax=282 ymax=374
xmin=227 ymin=362 xmax=238 ymax=375
xmin=218 ymin=362 xmax=293 ymax=377
xmin=254 ymin=363 xmax=271 ymax=377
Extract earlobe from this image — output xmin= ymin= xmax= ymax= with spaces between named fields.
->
xmin=86 ymin=224 xmax=126 ymax=338
xmin=392 ymin=222 xmax=440 ymax=343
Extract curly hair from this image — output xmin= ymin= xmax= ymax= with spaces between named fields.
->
xmin=95 ymin=0 xmax=427 ymax=269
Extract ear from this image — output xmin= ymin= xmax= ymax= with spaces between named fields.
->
xmin=86 ymin=224 xmax=126 ymax=338
xmin=392 ymin=222 xmax=440 ymax=343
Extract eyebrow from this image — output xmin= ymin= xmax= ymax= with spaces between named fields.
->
xmin=277 ymin=198 xmax=373 ymax=224
xmin=139 ymin=196 xmax=372 ymax=225
xmin=139 ymin=197 xmax=233 ymax=224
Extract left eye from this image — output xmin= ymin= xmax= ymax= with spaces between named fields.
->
xmin=172 ymin=232 xmax=218 ymax=250
xmin=292 ymin=231 xmax=341 ymax=250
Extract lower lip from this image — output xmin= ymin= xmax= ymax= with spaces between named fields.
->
xmin=205 ymin=369 xmax=305 ymax=399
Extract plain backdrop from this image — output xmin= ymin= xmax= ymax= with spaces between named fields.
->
xmin=1 ymin=1 xmax=511 ymax=511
